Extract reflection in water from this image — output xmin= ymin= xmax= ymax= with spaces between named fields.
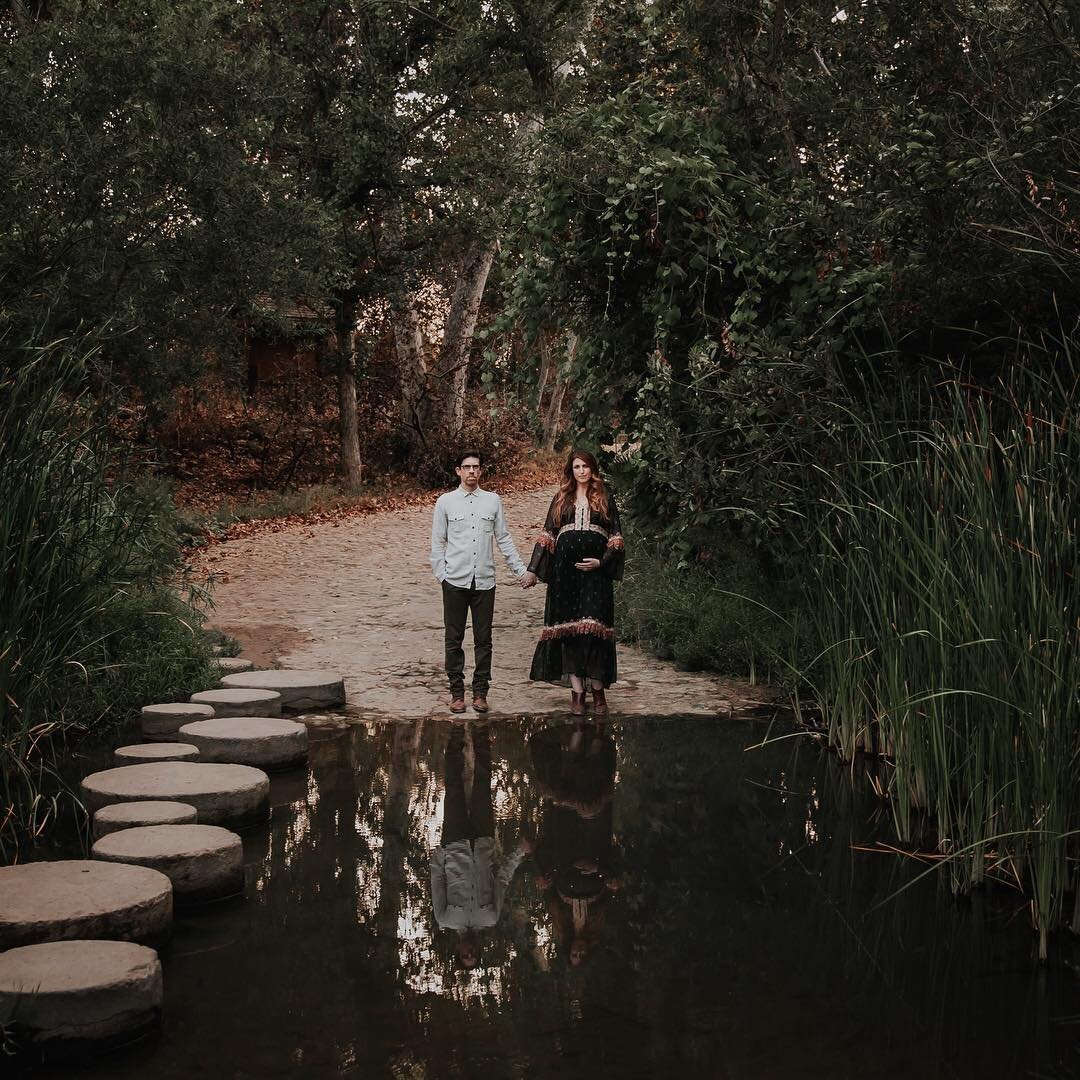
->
xmin=31 ymin=717 xmax=1080 ymax=1080
xmin=430 ymin=722 xmax=528 ymax=978
xmin=531 ymin=721 xmax=621 ymax=969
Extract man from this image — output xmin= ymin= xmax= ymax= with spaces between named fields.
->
xmin=430 ymin=450 xmax=537 ymax=713
xmin=430 ymin=721 xmax=532 ymax=967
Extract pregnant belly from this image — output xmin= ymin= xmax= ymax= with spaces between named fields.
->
xmin=556 ymin=530 xmax=608 ymax=560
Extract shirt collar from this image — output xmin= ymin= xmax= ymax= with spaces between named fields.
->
xmin=457 ymin=485 xmax=482 ymax=497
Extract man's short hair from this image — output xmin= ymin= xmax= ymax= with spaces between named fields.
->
xmin=456 ymin=449 xmax=482 ymax=468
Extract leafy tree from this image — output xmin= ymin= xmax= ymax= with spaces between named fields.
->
xmin=496 ymin=0 xmax=1080 ymax=563
xmin=0 ymin=0 xmax=342 ymax=394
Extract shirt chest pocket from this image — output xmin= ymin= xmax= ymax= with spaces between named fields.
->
xmin=478 ymin=512 xmax=496 ymax=533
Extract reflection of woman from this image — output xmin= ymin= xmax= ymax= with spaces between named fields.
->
xmin=530 ymin=723 xmax=621 ymax=968
xmin=527 ymin=450 xmax=624 ymax=716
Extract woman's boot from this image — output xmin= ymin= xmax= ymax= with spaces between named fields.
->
xmin=570 ymin=690 xmax=586 ymax=716
xmin=591 ymin=688 xmax=608 ymax=715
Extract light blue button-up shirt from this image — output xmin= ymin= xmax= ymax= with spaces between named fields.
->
xmin=430 ymin=486 xmax=527 ymax=589
xmin=430 ymin=838 xmax=527 ymax=929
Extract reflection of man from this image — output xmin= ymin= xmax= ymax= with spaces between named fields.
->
xmin=429 ymin=450 xmax=536 ymax=715
xmin=430 ymin=722 xmax=532 ymax=968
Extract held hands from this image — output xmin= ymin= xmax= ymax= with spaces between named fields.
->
xmin=520 ymin=571 xmax=538 ymax=589
xmin=574 ymin=558 xmax=601 ymax=572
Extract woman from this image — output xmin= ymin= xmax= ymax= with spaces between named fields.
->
xmin=527 ymin=450 xmax=624 ymax=715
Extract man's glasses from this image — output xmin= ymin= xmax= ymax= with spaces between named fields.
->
xmin=460 ymin=465 xmax=481 ymax=471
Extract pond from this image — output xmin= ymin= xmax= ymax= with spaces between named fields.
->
xmin=19 ymin=714 xmax=1080 ymax=1079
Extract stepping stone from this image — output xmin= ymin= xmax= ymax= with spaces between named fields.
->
xmin=178 ymin=717 xmax=308 ymax=771
xmin=220 ymin=669 xmax=345 ymax=710
xmin=215 ymin=657 xmax=255 ymax=674
xmin=190 ymin=688 xmax=282 ymax=717
xmin=114 ymin=743 xmax=199 ymax=765
xmin=93 ymin=825 xmax=244 ymax=903
xmin=0 ymin=862 xmax=172 ymax=951
xmin=141 ymin=702 xmax=215 ymax=742
xmin=81 ymin=762 xmax=270 ymax=828
xmin=0 ymin=940 xmax=162 ymax=1047
xmin=93 ymin=801 xmax=198 ymax=840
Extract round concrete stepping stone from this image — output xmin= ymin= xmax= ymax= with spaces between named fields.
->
xmin=190 ymin=687 xmax=282 ymax=717
xmin=178 ymin=717 xmax=308 ymax=770
xmin=215 ymin=657 xmax=255 ymax=674
xmin=114 ymin=742 xmax=199 ymax=765
xmin=220 ymin=669 xmax=345 ymax=710
xmin=93 ymin=825 xmax=243 ymax=903
xmin=93 ymin=801 xmax=198 ymax=840
xmin=0 ymin=862 xmax=172 ymax=951
xmin=0 ymin=940 xmax=162 ymax=1047
xmin=141 ymin=702 xmax=215 ymax=742
xmin=81 ymin=761 xmax=270 ymax=827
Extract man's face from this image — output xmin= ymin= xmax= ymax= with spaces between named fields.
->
xmin=456 ymin=457 xmax=482 ymax=490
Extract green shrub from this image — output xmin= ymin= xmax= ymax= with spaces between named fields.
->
xmin=615 ymin=523 xmax=802 ymax=686
xmin=0 ymin=340 xmax=217 ymax=852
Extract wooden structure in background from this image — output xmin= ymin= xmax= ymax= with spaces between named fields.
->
xmin=246 ymin=300 xmax=331 ymax=391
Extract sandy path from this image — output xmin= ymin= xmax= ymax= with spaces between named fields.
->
xmin=196 ymin=488 xmax=771 ymax=719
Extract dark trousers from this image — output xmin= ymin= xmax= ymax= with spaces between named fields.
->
xmin=442 ymin=726 xmax=494 ymax=844
xmin=441 ymin=579 xmax=495 ymax=696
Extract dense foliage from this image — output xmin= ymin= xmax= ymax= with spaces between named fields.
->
xmin=0 ymin=0 xmax=341 ymax=392
xmin=498 ymin=0 xmax=1080 ymax=561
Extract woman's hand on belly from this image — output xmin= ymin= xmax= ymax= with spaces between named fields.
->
xmin=574 ymin=558 xmax=601 ymax=571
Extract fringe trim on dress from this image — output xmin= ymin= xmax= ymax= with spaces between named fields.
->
xmin=606 ymin=535 xmax=624 ymax=550
xmin=535 ymin=531 xmax=557 ymax=552
xmin=539 ymin=618 xmax=616 ymax=641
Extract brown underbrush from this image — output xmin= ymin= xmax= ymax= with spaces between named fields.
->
xmin=117 ymin=371 xmax=559 ymax=551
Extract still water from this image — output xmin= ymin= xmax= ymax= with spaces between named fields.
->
xmin=26 ymin=715 xmax=1080 ymax=1079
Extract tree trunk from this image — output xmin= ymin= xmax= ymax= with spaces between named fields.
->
xmin=542 ymin=377 xmax=566 ymax=453
xmin=334 ymin=295 xmax=363 ymax=488
xmin=403 ymin=12 xmax=593 ymax=440
xmin=542 ymin=331 xmax=578 ymax=452
xmin=535 ymin=325 xmax=554 ymax=408
xmin=438 ymin=238 xmax=498 ymax=437
xmin=391 ymin=291 xmax=431 ymax=450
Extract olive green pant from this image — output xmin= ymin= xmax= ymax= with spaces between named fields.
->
xmin=441 ymin=580 xmax=496 ymax=697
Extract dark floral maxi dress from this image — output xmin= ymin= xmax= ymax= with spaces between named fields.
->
xmin=527 ymin=495 xmax=624 ymax=688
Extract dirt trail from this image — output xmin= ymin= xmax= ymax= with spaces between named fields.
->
xmin=197 ymin=487 xmax=772 ymax=719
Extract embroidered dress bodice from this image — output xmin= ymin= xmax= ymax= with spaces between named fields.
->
xmin=574 ymin=500 xmax=590 ymax=531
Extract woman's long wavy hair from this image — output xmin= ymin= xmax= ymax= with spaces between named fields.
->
xmin=553 ymin=450 xmax=610 ymax=520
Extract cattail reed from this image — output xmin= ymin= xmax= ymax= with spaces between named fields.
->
xmin=804 ymin=351 xmax=1079 ymax=958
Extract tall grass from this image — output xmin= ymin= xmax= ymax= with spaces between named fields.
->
xmin=804 ymin=345 xmax=1079 ymax=957
xmin=0 ymin=340 xmax=218 ymax=853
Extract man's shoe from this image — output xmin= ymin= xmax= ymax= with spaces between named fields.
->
xmin=450 ymin=697 xmax=466 ymax=714
xmin=570 ymin=691 xmax=586 ymax=716
xmin=472 ymin=695 xmax=489 ymax=713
